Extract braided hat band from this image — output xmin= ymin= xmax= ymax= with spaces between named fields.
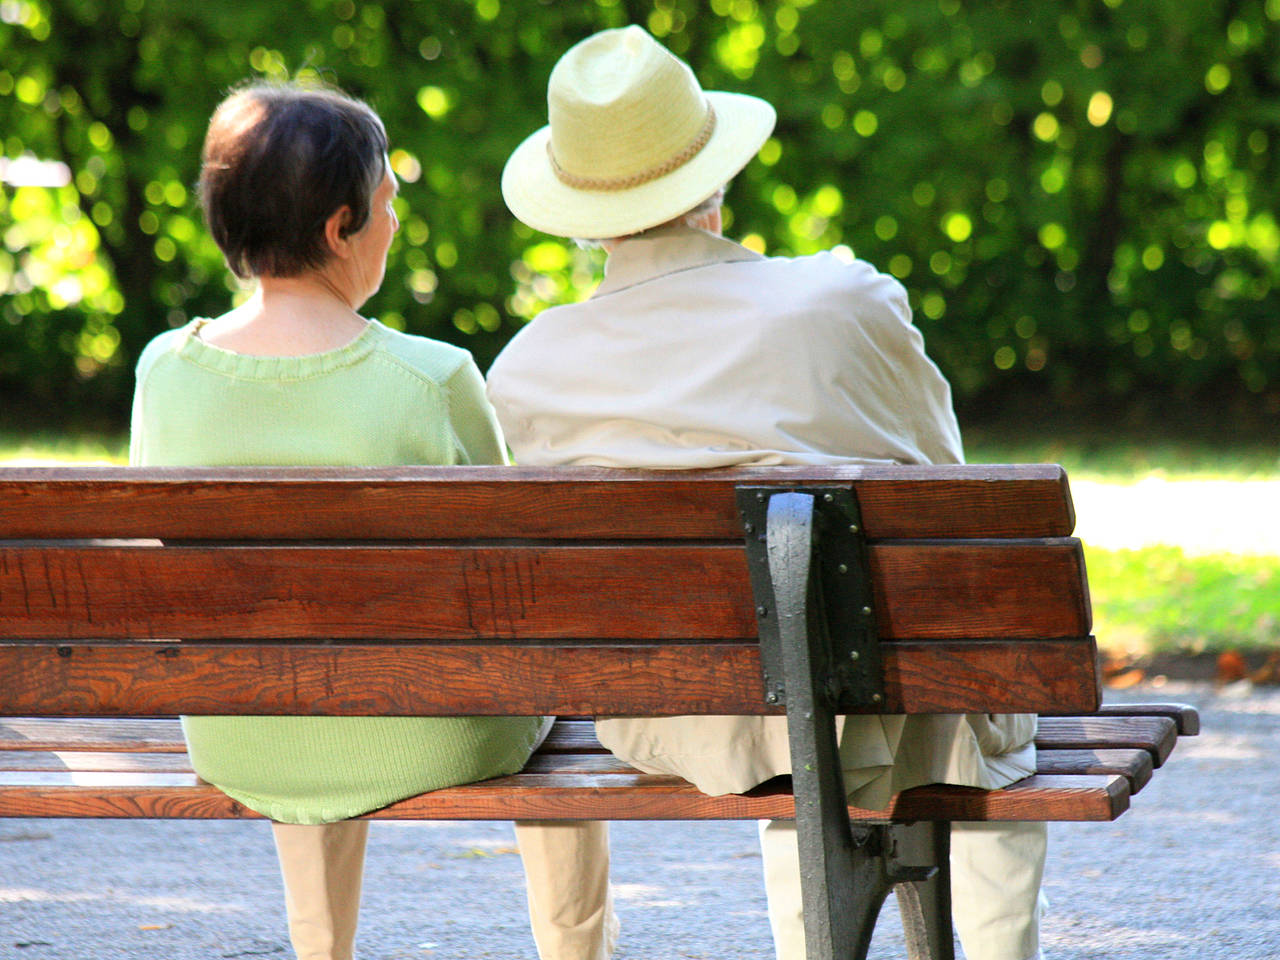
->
xmin=547 ymin=106 xmax=717 ymax=192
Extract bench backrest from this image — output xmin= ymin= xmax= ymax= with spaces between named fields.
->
xmin=0 ymin=464 xmax=1097 ymax=718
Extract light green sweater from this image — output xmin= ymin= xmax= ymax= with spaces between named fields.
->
xmin=130 ymin=318 xmax=547 ymax=824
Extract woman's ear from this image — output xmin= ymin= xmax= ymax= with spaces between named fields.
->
xmin=324 ymin=206 xmax=354 ymax=258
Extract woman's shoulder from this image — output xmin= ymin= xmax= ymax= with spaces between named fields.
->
xmin=133 ymin=321 xmax=198 ymax=381
xmin=367 ymin=320 xmax=476 ymax=384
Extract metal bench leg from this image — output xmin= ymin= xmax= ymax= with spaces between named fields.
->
xmin=765 ymin=491 xmax=893 ymax=959
xmin=893 ymin=821 xmax=955 ymax=960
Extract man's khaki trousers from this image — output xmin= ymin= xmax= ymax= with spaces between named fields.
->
xmin=512 ymin=818 xmax=1047 ymax=960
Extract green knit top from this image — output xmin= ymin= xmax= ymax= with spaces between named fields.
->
xmin=130 ymin=317 xmax=548 ymax=824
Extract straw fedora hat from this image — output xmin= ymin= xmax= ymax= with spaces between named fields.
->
xmin=502 ymin=26 xmax=776 ymax=239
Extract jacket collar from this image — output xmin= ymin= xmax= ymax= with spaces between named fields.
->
xmin=592 ymin=222 xmax=765 ymax=299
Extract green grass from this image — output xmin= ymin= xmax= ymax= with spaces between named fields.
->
xmin=1086 ymin=544 xmax=1280 ymax=655
xmin=0 ymin=431 xmax=127 ymax=465
xmin=965 ymin=437 xmax=1280 ymax=482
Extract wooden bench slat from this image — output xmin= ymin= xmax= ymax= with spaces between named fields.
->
xmin=0 ymin=465 xmax=1075 ymax=541
xmin=539 ymin=720 xmax=604 ymax=752
xmin=0 ymin=746 xmax=1158 ymax=797
xmin=5 ymin=716 xmax=1175 ymax=757
xmin=0 ymin=751 xmax=194 ymax=773
xmin=1033 ymin=748 xmax=1153 ymax=792
xmin=0 ymin=771 xmax=1128 ymax=823
xmin=0 ymin=540 xmax=1090 ymax=642
xmin=1095 ymin=702 xmax=1200 ymax=736
xmin=0 ymin=751 xmax=640 ymax=777
xmin=1034 ymin=716 xmax=1178 ymax=766
xmin=883 ymin=639 xmax=1100 ymax=714
xmin=872 ymin=540 xmax=1090 ymax=637
xmin=0 ymin=637 xmax=1101 ymax=717
xmin=0 ymin=717 xmax=188 ymax=753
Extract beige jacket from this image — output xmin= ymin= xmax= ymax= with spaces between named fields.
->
xmin=487 ymin=223 xmax=1035 ymax=809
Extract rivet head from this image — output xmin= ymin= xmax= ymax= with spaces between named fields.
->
xmin=862 ymin=606 xmax=873 ymax=616
xmin=849 ymin=524 xmax=859 ymax=533
xmin=766 ymin=692 xmax=779 ymax=704
xmin=743 ymin=521 xmax=754 ymax=533
xmin=756 ymin=491 xmax=766 ymax=501
xmin=871 ymin=693 xmax=883 ymax=703
xmin=850 ymin=651 xmax=860 ymax=661
xmin=824 ymin=493 xmax=835 ymax=502
xmin=838 ymin=563 xmax=849 ymax=574
xmin=756 ymin=605 xmax=769 ymax=617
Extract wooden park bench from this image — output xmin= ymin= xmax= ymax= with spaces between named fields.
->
xmin=0 ymin=465 xmax=1196 ymax=959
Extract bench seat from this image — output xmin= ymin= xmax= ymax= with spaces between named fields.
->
xmin=0 ymin=708 xmax=1194 ymax=822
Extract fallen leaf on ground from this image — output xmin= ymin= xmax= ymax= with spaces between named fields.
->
xmin=1216 ymin=649 xmax=1248 ymax=686
xmin=1105 ymin=668 xmax=1146 ymax=689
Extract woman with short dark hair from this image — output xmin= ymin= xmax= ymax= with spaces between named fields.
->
xmin=130 ymin=81 xmax=550 ymax=960
xmin=199 ymin=83 xmax=390 ymax=280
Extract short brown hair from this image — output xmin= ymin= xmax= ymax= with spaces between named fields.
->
xmin=199 ymin=81 xmax=388 ymax=278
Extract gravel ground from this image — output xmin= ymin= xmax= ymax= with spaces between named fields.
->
xmin=1 ymin=681 xmax=1274 ymax=960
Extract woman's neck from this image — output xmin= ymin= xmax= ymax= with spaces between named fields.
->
xmin=196 ymin=275 xmax=370 ymax=357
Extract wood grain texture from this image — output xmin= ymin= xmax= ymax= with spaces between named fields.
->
xmin=1035 ymin=716 xmax=1178 ymax=766
xmin=0 ymin=543 xmax=756 ymax=642
xmin=870 ymin=540 xmax=1091 ymax=638
xmin=1034 ymin=748 xmax=1153 ymax=792
xmin=0 ymin=540 xmax=1090 ymax=641
xmin=0 ymin=750 xmax=637 ymax=777
xmin=0 ymin=746 xmax=1156 ymax=794
xmin=0 ymin=717 xmax=187 ymax=753
xmin=0 ymin=637 xmax=1101 ymax=717
xmin=0 ymin=751 xmax=193 ymax=773
xmin=541 ymin=720 xmax=605 ymax=752
xmin=0 ymin=772 xmax=1128 ymax=822
xmin=0 ymin=464 xmax=1074 ymax=541
xmin=882 ymin=638 xmax=1100 ymax=714
xmin=1094 ymin=702 xmax=1200 ymax=736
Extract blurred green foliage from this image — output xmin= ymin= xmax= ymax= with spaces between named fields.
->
xmin=2 ymin=0 xmax=1279 ymax=430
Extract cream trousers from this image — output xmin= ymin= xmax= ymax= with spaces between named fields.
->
xmin=270 ymin=815 xmax=1043 ymax=960
xmin=271 ymin=820 xmax=368 ymax=960
xmin=512 ymin=818 xmax=1046 ymax=960
xmin=269 ymin=819 xmax=621 ymax=960
xmin=758 ymin=818 xmax=1047 ymax=960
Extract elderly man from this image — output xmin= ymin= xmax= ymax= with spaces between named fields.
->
xmin=491 ymin=26 xmax=1047 ymax=960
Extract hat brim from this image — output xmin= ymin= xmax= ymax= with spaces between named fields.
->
xmin=501 ymin=91 xmax=776 ymax=239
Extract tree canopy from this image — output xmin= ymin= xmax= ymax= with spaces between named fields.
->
xmin=2 ymin=0 xmax=1278 ymax=431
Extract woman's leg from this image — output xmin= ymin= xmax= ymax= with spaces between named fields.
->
xmin=271 ymin=820 xmax=370 ymax=960
xmin=758 ymin=818 xmax=806 ymax=959
xmin=513 ymin=820 xmax=619 ymax=960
